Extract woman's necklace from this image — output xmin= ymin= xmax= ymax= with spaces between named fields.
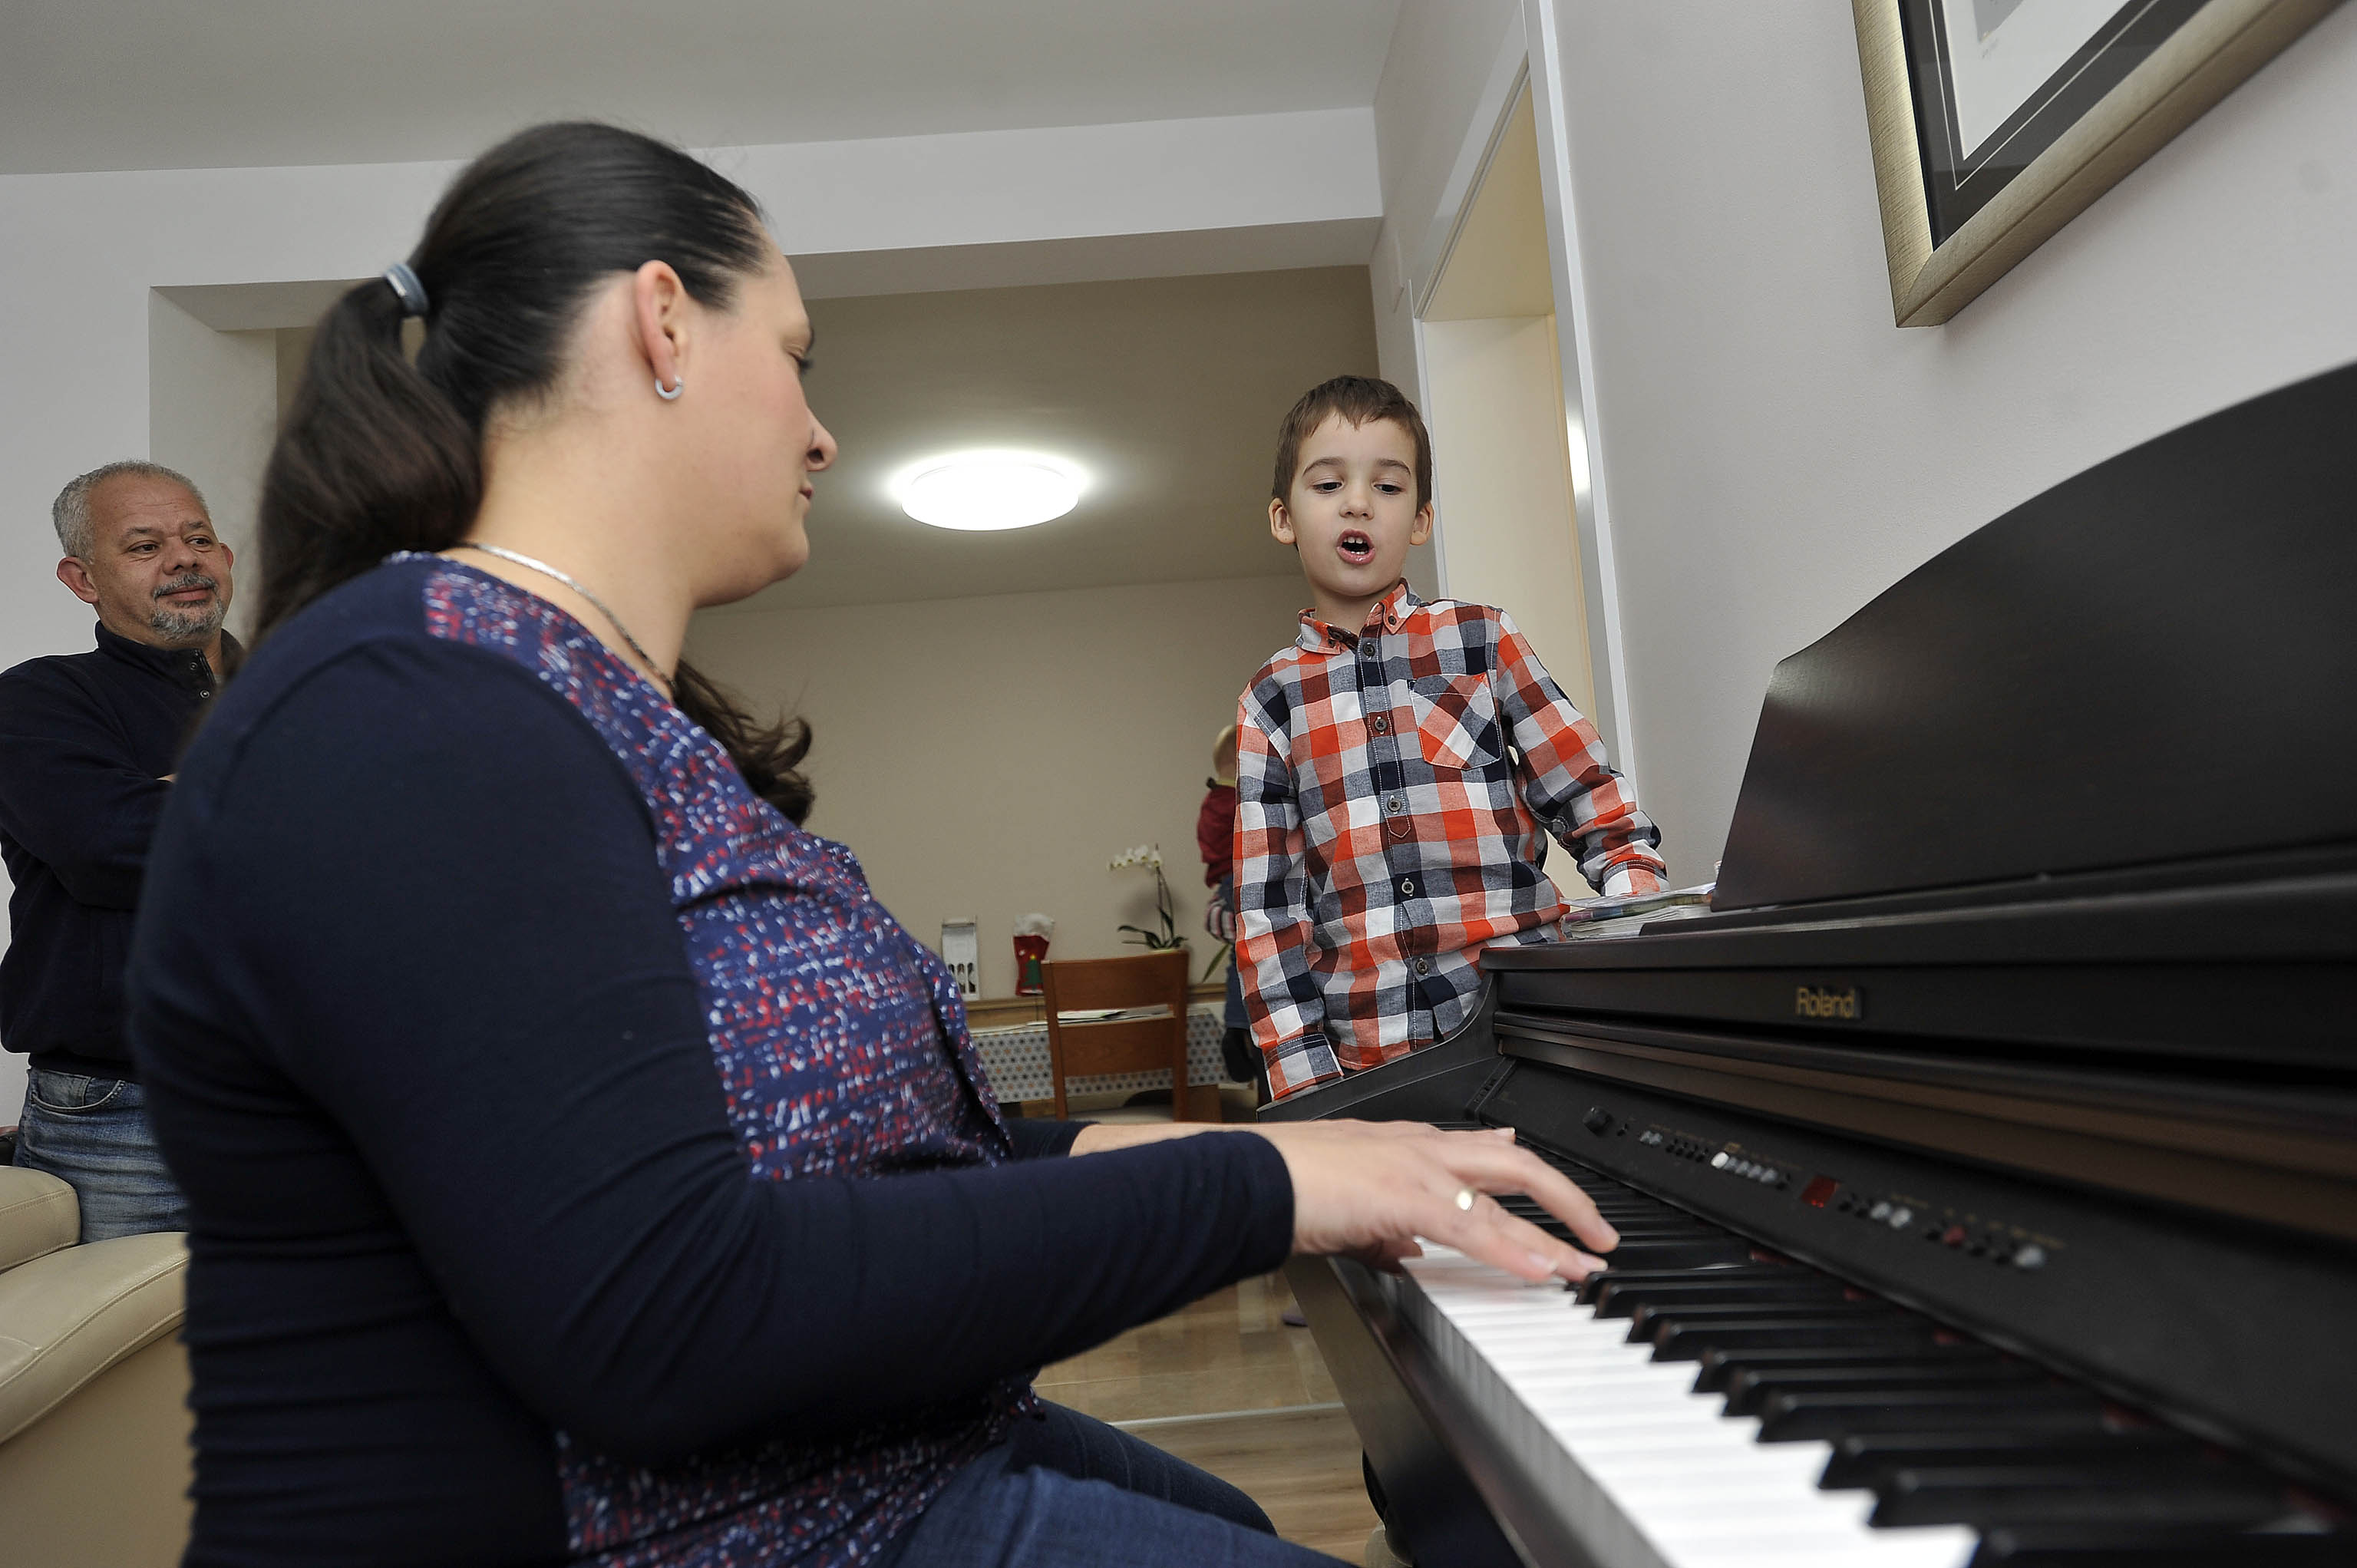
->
xmin=454 ymin=542 xmax=674 ymax=694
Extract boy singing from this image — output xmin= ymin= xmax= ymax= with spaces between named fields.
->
xmin=1235 ymin=376 xmax=1665 ymax=1101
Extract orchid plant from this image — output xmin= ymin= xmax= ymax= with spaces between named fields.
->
xmin=1108 ymin=843 xmax=1184 ymax=951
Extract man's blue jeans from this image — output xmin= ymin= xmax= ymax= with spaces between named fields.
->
xmin=880 ymin=1401 xmax=1338 ymax=1567
xmin=12 ymin=1068 xmax=189 ymax=1241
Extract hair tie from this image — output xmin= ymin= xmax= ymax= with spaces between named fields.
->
xmin=382 ymin=262 xmax=429 ymax=319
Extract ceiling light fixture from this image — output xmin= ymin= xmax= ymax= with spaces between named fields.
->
xmin=893 ymin=450 xmax=1086 ymax=532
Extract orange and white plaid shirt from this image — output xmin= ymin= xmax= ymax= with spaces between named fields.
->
xmin=1235 ymin=581 xmax=1665 ymax=1101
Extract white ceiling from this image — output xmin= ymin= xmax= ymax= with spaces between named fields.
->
xmin=0 ymin=0 xmax=1403 ymax=176
xmin=725 ymin=264 xmax=1379 ymax=612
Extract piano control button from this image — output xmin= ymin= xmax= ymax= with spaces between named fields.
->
xmin=1888 ymin=1207 xmax=1914 ymax=1230
xmin=1583 ymin=1105 xmax=1613 ymax=1135
xmin=1870 ymin=1200 xmax=1893 ymax=1221
xmin=1713 ymin=1152 xmax=1734 ymax=1170
xmin=1760 ymin=1167 xmax=1782 ymax=1183
xmin=1942 ymin=1225 xmax=1969 ymax=1248
xmin=2014 ymin=1244 xmax=2047 ymax=1270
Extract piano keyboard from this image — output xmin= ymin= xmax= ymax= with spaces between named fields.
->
xmin=1389 ymin=1152 xmax=2341 ymax=1568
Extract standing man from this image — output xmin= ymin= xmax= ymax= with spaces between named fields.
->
xmin=0 ymin=460 xmax=236 ymax=1240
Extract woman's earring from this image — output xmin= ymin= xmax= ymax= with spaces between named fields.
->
xmin=655 ymin=375 xmax=685 ymax=401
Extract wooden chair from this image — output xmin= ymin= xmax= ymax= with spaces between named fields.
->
xmin=1040 ymin=949 xmax=1197 ymax=1121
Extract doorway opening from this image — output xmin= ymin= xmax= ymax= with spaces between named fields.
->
xmin=1418 ymin=79 xmax=1598 ymax=721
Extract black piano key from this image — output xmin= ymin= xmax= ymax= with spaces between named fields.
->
xmin=1724 ymin=1359 xmax=2052 ymax=1417
xmin=1500 ymin=1197 xmax=1712 ymax=1227
xmin=1968 ymin=1524 xmax=2357 ymax=1566
xmin=1589 ymin=1236 xmax=1758 ymax=1269
xmin=1650 ymin=1315 xmax=1939 ymax=1362
xmin=1591 ymin=1274 xmax=1851 ymax=1319
xmin=1499 ymin=1197 xmax=1669 ymax=1226
xmin=1870 ymin=1465 xmax=2290 ymax=1530
xmin=1818 ymin=1427 xmax=2203 ymax=1490
xmin=1758 ymin=1387 xmax=2107 ymax=1442
xmin=1698 ymin=1342 xmax=2006 ymax=1395
xmin=1576 ymin=1263 xmax=1809 ymax=1308
xmin=1500 ymin=1196 xmax=1704 ymax=1224
xmin=1629 ymin=1298 xmax=1900 ymax=1342
xmin=1566 ymin=1222 xmax=1728 ymax=1242
xmin=1527 ymin=1223 xmax=1739 ymax=1256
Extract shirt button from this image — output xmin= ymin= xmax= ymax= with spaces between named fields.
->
xmin=1386 ymin=795 xmax=1403 ymax=813
xmin=1415 ymin=958 xmax=1430 ymax=975
xmin=1399 ymin=878 xmax=1415 ymax=897
xmin=1371 ymin=715 xmax=1389 ymax=734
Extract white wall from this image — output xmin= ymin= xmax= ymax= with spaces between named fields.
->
xmin=147 ymin=302 xmax=276 ymax=639
xmin=685 ymin=575 xmax=1308 ymax=999
xmin=1373 ymin=1 xmax=2357 ymax=887
xmin=1421 ymin=314 xmax=1595 ymax=717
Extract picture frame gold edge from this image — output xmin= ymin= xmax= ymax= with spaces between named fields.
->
xmin=1863 ymin=0 xmax=2343 ymax=328
xmin=1854 ymin=0 xmax=1939 ymax=322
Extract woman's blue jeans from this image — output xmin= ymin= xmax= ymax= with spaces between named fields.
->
xmin=13 ymin=1068 xmax=189 ymax=1240
xmin=880 ymin=1401 xmax=1340 ymax=1566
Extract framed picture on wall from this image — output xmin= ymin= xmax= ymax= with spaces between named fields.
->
xmin=1852 ymin=0 xmax=2342 ymax=325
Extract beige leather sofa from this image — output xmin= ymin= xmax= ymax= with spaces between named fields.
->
xmin=0 ymin=1165 xmax=192 ymax=1567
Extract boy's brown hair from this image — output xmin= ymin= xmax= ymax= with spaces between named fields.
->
xmin=1270 ymin=375 xmax=1434 ymax=510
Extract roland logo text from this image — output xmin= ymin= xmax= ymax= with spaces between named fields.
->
xmin=1794 ymin=985 xmax=1863 ymax=1022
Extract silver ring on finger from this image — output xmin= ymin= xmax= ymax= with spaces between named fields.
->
xmin=1454 ymin=1186 xmax=1477 ymax=1212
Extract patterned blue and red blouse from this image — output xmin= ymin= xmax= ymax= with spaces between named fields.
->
xmin=418 ymin=560 xmax=1029 ymax=1564
xmin=127 ymin=554 xmax=1292 ymax=1568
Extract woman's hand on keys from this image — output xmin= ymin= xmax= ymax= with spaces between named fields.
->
xmin=1250 ymin=1121 xmax=1618 ymax=1282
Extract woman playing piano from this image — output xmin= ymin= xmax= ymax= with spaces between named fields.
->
xmin=123 ymin=123 xmax=1616 ymax=1568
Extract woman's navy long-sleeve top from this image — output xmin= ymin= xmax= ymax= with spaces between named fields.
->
xmin=127 ymin=556 xmax=1293 ymax=1567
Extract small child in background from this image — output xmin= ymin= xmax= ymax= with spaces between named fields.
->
xmin=1235 ymin=375 xmax=1666 ymax=1102
xmin=1195 ymin=724 xmax=1256 ymax=1086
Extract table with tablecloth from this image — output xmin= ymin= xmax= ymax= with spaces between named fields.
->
xmin=967 ymin=1002 xmax=1230 ymax=1103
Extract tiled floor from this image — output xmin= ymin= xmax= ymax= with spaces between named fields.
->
xmin=1037 ymin=1272 xmax=1378 ymax=1562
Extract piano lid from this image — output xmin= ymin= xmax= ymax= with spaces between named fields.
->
xmin=1712 ymin=359 xmax=2357 ymax=913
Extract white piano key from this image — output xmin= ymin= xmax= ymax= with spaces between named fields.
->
xmin=1398 ymin=1248 xmax=1979 ymax=1568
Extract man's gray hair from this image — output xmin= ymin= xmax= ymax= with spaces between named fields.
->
xmin=51 ymin=460 xmax=209 ymax=558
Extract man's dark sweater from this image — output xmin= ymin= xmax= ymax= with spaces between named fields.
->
xmin=0 ymin=622 xmax=236 ymax=1078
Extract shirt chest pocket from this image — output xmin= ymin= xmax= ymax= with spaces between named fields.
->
xmin=1401 ymin=674 xmax=1502 ymax=771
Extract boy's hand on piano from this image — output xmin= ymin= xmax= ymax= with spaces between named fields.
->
xmin=1249 ymin=1121 xmax=1618 ymax=1283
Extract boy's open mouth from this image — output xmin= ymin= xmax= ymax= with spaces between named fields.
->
xmin=1338 ymin=530 xmax=1374 ymax=563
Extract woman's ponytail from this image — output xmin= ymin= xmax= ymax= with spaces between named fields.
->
xmin=255 ymin=275 xmax=479 ymax=640
xmin=250 ymin=123 xmax=814 ymax=821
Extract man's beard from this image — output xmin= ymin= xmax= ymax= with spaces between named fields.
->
xmin=149 ymin=572 xmax=225 ymax=642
